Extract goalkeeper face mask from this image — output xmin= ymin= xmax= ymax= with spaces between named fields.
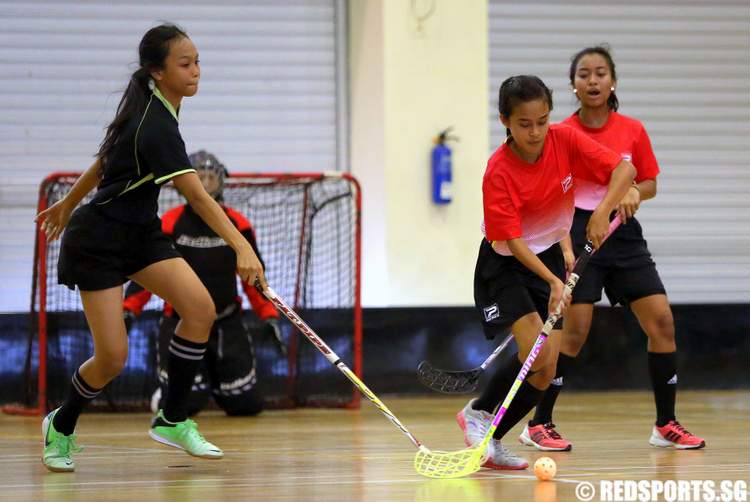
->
xmin=188 ymin=150 xmax=227 ymax=201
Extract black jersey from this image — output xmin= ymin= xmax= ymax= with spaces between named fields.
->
xmin=166 ymin=204 xmax=252 ymax=311
xmin=91 ymin=87 xmax=195 ymax=223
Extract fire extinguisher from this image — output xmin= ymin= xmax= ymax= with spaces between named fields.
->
xmin=431 ymin=128 xmax=459 ymax=204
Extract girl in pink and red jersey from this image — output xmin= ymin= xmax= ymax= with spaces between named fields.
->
xmin=457 ymin=75 xmax=635 ymax=470
xmin=519 ymin=46 xmax=705 ymax=452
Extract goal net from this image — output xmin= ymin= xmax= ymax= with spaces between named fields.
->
xmin=5 ymin=172 xmax=361 ymax=414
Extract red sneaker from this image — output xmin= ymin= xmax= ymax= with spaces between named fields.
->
xmin=518 ymin=423 xmax=572 ymax=451
xmin=649 ymin=420 xmax=705 ymax=450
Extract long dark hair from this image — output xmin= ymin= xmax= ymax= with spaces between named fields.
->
xmin=498 ymin=75 xmax=553 ymax=138
xmin=569 ymin=45 xmax=619 ymax=111
xmin=97 ymin=24 xmax=188 ymax=166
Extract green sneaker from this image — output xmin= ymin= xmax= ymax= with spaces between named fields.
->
xmin=42 ymin=408 xmax=83 ymax=472
xmin=149 ymin=410 xmax=223 ymax=459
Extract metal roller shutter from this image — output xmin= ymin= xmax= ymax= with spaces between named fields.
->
xmin=0 ymin=0 xmax=346 ymax=311
xmin=488 ymin=0 xmax=750 ymax=303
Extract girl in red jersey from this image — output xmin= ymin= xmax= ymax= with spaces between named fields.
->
xmin=456 ymin=75 xmax=635 ymax=470
xmin=519 ymin=46 xmax=705 ymax=452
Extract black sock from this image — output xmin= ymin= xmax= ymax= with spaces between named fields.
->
xmin=163 ymin=334 xmax=207 ymax=423
xmin=474 ymin=355 xmax=523 ymax=414
xmin=52 ymin=369 xmax=102 ymax=435
xmin=530 ymin=352 xmax=577 ymax=426
xmin=648 ymin=351 xmax=677 ymax=426
xmin=493 ymin=381 xmax=544 ymax=439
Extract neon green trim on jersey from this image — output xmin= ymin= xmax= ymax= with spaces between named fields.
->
xmin=152 ymin=86 xmax=179 ymax=122
xmin=155 ymin=168 xmax=196 ymax=185
xmin=134 ymin=94 xmax=154 ymax=177
xmin=119 ymin=173 xmax=155 ymax=195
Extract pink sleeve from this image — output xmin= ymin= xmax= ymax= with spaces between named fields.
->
xmin=633 ymin=125 xmax=660 ymax=182
xmin=483 ymin=173 xmax=521 ymax=242
xmin=568 ymin=127 xmax=621 ymax=185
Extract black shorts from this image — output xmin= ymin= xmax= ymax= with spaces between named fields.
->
xmin=571 ymin=208 xmax=666 ymax=305
xmin=474 ymin=239 xmax=565 ymax=340
xmin=58 ymin=203 xmax=180 ymax=291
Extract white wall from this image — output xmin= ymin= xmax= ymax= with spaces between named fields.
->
xmin=348 ymin=0 xmax=388 ymax=308
xmin=350 ymin=0 xmax=490 ymax=307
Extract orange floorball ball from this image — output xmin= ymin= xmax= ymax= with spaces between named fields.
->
xmin=533 ymin=456 xmax=557 ymax=481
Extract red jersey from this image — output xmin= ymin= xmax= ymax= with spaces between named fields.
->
xmin=482 ymin=123 xmax=621 ymax=255
xmin=563 ymin=111 xmax=660 ymax=210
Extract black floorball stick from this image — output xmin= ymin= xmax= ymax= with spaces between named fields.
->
xmin=416 ymin=333 xmax=514 ymax=393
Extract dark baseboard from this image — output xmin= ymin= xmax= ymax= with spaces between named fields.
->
xmin=360 ymin=304 xmax=750 ymax=392
xmin=1 ymin=304 xmax=747 ymax=406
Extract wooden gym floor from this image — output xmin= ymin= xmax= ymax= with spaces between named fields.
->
xmin=0 ymin=391 xmax=747 ymax=502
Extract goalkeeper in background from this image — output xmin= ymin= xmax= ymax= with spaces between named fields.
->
xmin=124 ymin=150 xmax=286 ymax=416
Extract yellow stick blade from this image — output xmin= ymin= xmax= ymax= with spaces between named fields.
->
xmin=413 ymin=445 xmax=485 ymax=479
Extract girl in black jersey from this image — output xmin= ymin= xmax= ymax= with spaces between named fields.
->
xmin=36 ymin=24 xmax=266 ymax=472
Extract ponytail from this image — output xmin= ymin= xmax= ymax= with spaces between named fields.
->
xmin=96 ymin=24 xmax=188 ymax=169
xmin=97 ymin=68 xmax=151 ymax=165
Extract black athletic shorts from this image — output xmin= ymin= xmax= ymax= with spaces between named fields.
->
xmin=570 ymin=208 xmax=666 ymax=305
xmin=58 ymin=203 xmax=180 ymax=291
xmin=474 ymin=239 xmax=566 ymax=340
